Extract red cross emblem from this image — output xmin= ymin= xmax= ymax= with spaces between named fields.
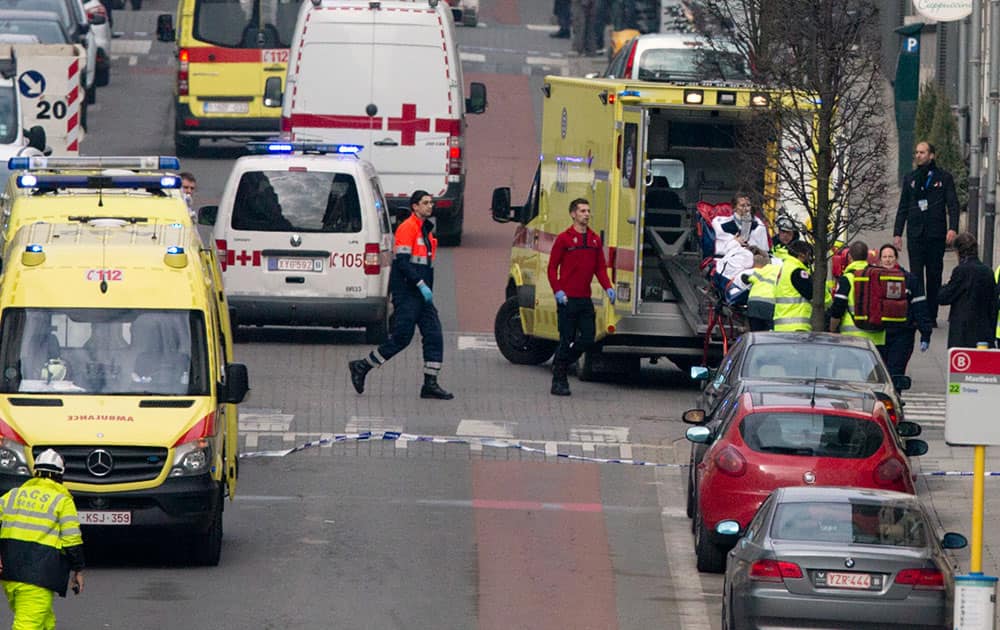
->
xmin=387 ymin=103 xmax=431 ymax=146
xmin=235 ymin=250 xmax=261 ymax=266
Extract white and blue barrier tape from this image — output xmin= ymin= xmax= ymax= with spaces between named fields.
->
xmin=239 ymin=431 xmax=1000 ymax=477
xmin=240 ymin=430 xmax=685 ymax=467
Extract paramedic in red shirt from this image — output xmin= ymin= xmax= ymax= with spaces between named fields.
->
xmin=547 ymin=198 xmax=615 ymax=396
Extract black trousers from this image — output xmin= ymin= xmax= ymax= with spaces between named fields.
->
xmin=883 ymin=327 xmax=915 ymax=377
xmin=554 ymin=298 xmax=596 ymax=367
xmin=748 ymin=316 xmax=772 ymax=332
xmin=907 ymin=237 xmax=946 ymax=321
xmin=554 ymin=0 xmax=571 ymax=30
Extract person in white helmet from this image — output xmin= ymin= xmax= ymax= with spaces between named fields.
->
xmin=0 ymin=449 xmax=85 ymax=628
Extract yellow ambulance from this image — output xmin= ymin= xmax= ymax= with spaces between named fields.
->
xmin=491 ymin=77 xmax=777 ymax=376
xmin=0 ymin=219 xmax=248 ymax=565
xmin=0 ymin=156 xmax=192 ymax=261
xmin=164 ymin=0 xmax=305 ymax=155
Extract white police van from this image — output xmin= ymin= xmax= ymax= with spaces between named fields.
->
xmin=200 ymin=142 xmax=393 ymax=342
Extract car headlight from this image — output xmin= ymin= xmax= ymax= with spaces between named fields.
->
xmin=170 ymin=440 xmax=212 ymax=477
xmin=0 ymin=441 xmax=30 ymax=476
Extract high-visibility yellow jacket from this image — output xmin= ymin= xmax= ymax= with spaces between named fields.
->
xmin=0 ymin=477 xmax=84 ymax=596
xmin=773 ymin=257 xmax=812 ymax=331
xmin=746 ymin=262 xmax=780 ymax=320
xmin=839 ymin=260 xmax=886 ymax=345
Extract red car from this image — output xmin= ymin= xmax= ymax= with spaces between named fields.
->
xmin=686 ymin=384 xmax=927 ymax=573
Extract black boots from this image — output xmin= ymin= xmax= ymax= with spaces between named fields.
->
xmin=421 ymin=375 xmax=454 ymax=400
xmin=349 ymin=359 xmax=372 ymax=394
xmin=549 ymin=28 xmax=570 ymax=39
xmin=551 ymin=362 xmax=570 ymax=396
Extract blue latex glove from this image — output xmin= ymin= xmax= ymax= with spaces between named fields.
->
xmin=920 ymin=340 xmax=929 ymax=352
xmin=555 ymin=290 xmax=568 ymax=305
xmin=606 ymin=287 xmax=616 ymax=304
xmin=418 ymin=282 xmax=433 ymax=303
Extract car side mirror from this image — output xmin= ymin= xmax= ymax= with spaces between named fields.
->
xmin=491 ymin=187 xmax=521 ymax=223
xmin=157 ymin=14 xmax=176 ymax=42
xmin=263 ymin=77 xmax=283 ymax=108
xmin=26 ymin=126 xmax=45 ymax=152
xmin=220 ymin=363 xmax=249 ymax=404
xmin=198 ymin=205 xmax=218 ymax=226
xmin=685 ymin=426 xmax=712 ymax=443
xmin=466 ymin=81 xmax=487 ymax=114
xmin=942 ymin=532 xmax=968 ymax=549
xmin=896 ymin=420 xmax=922 ymax=438
xmin=892 ymin=375 xmax=912 ymax=391
xmin=89 ymin=14 xmax=107 ymax=26
xmin=904 ymin=439 xmax=928 ymax=457
xmin=682 ymin=409 xmax=706 ymax=424
xmin=690 ymin=365 xmax=711 ymax=381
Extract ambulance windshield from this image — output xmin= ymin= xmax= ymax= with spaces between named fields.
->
xmin=0 ymin=308 xmax=210 ymax=396
xmin=193 ymin=0 xmax=303 ymax=48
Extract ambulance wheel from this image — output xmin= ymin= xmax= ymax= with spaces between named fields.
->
xmin=494 ymin=296 xmax=557 ymax=365
xmin=192 ymin=487 xmax=223 ymax=566
xmin=175 ymin=134 xmax=199 ymax=157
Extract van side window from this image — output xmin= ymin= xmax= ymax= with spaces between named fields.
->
xmin=370 ymin=177 xmax=392 ymax=234
xmin=231 ymin=170 xmax=362 ymax=233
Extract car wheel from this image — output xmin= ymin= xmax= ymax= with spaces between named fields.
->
xmin=85 ymin=82 xmax=96 ymax=105
xmin=96 ymin=64 xmax=110 ymax=88
xmin=685 ymin=458 xmax=695 ymax=519
xmin=695 ymin=514 xmax=726 ymax=573
xmin=191 ymin=486 xmax=223 ymax=566
xmin=175 ymin=134 xmax=199 ymax=157
xmin=494 ymin=296 xmax=557 ymax=365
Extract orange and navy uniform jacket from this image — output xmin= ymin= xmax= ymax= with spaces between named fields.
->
xmin=547 ymin=226 xmax=613 ymax=298
xmin=389 ymin=212 xmax=437 ymax=294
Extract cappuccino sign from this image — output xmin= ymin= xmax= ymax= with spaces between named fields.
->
xmin=913 ymin=0 xmax=973 ymax=21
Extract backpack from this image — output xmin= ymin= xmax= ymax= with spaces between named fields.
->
xmin=850 ymin=266 xmax=909 ymax=330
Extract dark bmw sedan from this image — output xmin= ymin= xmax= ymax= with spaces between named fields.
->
xmin=721 ymin=486 xmax=966 ymax=630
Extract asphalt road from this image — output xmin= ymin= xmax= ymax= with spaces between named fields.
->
xmin=5 ymin=2 xmax=732 ymax=629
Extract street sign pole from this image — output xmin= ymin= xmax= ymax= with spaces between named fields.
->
xmin=972 ymin=444 xmax=986 ymax=572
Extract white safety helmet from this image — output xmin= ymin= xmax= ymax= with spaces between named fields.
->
xmin=34 ymin=449 xmax=65 ymax=475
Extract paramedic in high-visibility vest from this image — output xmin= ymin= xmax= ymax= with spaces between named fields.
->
xmin=348 ymin=190 xmax=454 ymax=400
xmin=829 ymin=241 xmax=886 ymax=351
xmin=547 ymin=198 xmax=615 ymax=396
xmin=743 ymin=249 xmax=780 ymax=331
xmin=772 ymin=240 xmax=815 ymax=331
xmin=770 ymin=215 xmax=800 ymax=262
xmin=0 ymin=449 xmax=85 ymax=629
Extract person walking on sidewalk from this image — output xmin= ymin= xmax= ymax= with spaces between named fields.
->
xmin=551 ymin=0 xmax=571 ymax=38
xmin=877 ymin=243 xmax=933 ymax=377
xmin=937 ymin=232 xmax=997 ymax=349
xmin=348 ymin=191 xmax=453 ymax=400
xmin=0 ymin=449 xmax=85 ymax=630
xmin=829 ymin=241 xmax=886 ymax=355
xmin=892 ymin=141 xmax=961 ymax=325
xmin=571 ymin=0 xmax=600 ymax=56
xmin=548 ymin=198 xmax=615 ymax=396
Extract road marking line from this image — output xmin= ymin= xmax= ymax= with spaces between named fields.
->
xmin=458 ymin=334 xmax=497 ymax=351
xmin=129 ymin=55 xmax=138 ymax=66
xmin=458 ymin=419 xmax=517 ymax=438
xmin=525 ymin=24 xmax=559 ymax=32
xmin=526 ymin=56 xmax=568 ymax=67
xmin=545 ymin=442 xmax=558 ymax=456
xmin=111 ymin=39 xmax=152 ymax=55
xmin=239 ymin=408 xmax=295 ymax=432
xmin=344 ymin=416 xmax=403 ymax=435
xmin=459 ymin=51 xmax=486 ymax=63
xmin=569 ymin=425 xmax=630 ymax=443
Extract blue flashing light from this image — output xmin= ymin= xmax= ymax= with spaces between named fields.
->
xmin=7 ymin=157 xmax=29 ymax=170
xmin=160 ymin=176 xmax=180 ymax=188
xmin=25 ymin=244 xmax=42 ymax=253
xmin=619 ymin=90 xmax=641 ymax=97
xmin=336 ymin=144 xmax=362 ymax=154
xmin=17 ymin=174 xmax=37 ymax=188
xmin=247 ymin=141 xmax=364 ymax=156
xmin=267 ymin=143 xmax=295 ymax=153
xmin=158 ymin=157 xmax=181 ymax=170
xmin=166 ymin=246 xmax=184 ymax=255
xmin=15 ymin=175 xmax=181 ymax=190
xmin=169 ymin=223 xmax=183 ymax=229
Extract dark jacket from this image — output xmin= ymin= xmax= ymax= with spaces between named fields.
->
xmin=884 ymin=265 xmax=933 ymax=343
xmin=938 ymin=255 xmax=997 ymax=348
xmin=893 ymin=160 xmax=960 ymax=241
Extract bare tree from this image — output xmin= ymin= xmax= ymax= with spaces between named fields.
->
xmin=693 ymin=0 xmax=890 ymax=330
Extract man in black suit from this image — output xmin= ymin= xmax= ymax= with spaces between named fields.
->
xmin=893 ymin=141 xmax=961 ymax=324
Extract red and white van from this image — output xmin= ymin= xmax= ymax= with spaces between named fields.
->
xmin=281 ymin=0 xmax=487 ymax=245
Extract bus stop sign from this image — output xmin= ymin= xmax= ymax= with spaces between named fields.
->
xmin=946 ymin=348 xmax=1000 ymax=445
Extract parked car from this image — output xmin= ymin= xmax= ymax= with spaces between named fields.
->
xmin=83 ymin=0 xmax=110 ymax=86
xmin=603 ymin=32 xmax=750 ymax=82
xmin=721 ymin=486 xmax=966 ymax=630
xmin=686 ymin=385 xmax=927 ymax=573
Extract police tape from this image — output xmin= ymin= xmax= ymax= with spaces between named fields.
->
xmin=239 ymin=430 xmax=686 ymax=467
xmin=238 ymin=431 xmax=1000 ymax=477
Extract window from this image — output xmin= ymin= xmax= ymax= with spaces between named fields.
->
xmin=0 ymin=85 xmax=17 ymax=145
xmin=740 ymin=413 xmax=883 ymax=459
xmin=370 ymin=177 xmax=391 ymax=235
xmin=193 ymin=0 xmax=302 ymax=48
xmin=231 ymin=170 xmax=363 ymax=233
xmin=771 ymin=501 xmax=928 ymax=547
xmin=0 ymin=0 xmax=72 ymax=30
xmin=0 ymin=308 xmax=209 ymax=396
xmin=743 ymin=344 xmax=887 ymax=384
xmin=0 ymin=18 xmax=68 ymax=44
xmin=636 ymin=47 xmax=749 ymax=82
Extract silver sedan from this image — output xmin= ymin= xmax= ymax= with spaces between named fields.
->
xmin=721 ymin=486 xmax=967 ymax=630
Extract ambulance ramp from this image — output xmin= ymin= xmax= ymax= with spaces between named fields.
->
xmin=660 ymin=255 xmax=709 ymax=336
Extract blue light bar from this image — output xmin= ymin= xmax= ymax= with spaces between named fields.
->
xmin=618 ymin=90 xmax=641 ymax=97
xmin=15 ymin=175 xmax=181 ymax=190
xmin=25 ymin=244 xmax=42 ymax=253
xmin=166 ymin=246 xmax=184 ymax=255
xmin=7 ymin=156 xmax=180 ymax=171
xmin=246 ymin=141 xmax=363 ymax=155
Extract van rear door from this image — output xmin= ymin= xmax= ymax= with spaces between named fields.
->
xmin=368 ymin=7 xmax=452 ymax=199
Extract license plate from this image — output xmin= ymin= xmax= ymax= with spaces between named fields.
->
xmin=269 ymin=258 xmax=324 ymax=272
xmin=818 ymin=571 xmax=876 ymax=589
xmin=203 ymin=101 xmax=250 ymax=114
xmin=78 ymin=510 xmax=131 ymax=525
